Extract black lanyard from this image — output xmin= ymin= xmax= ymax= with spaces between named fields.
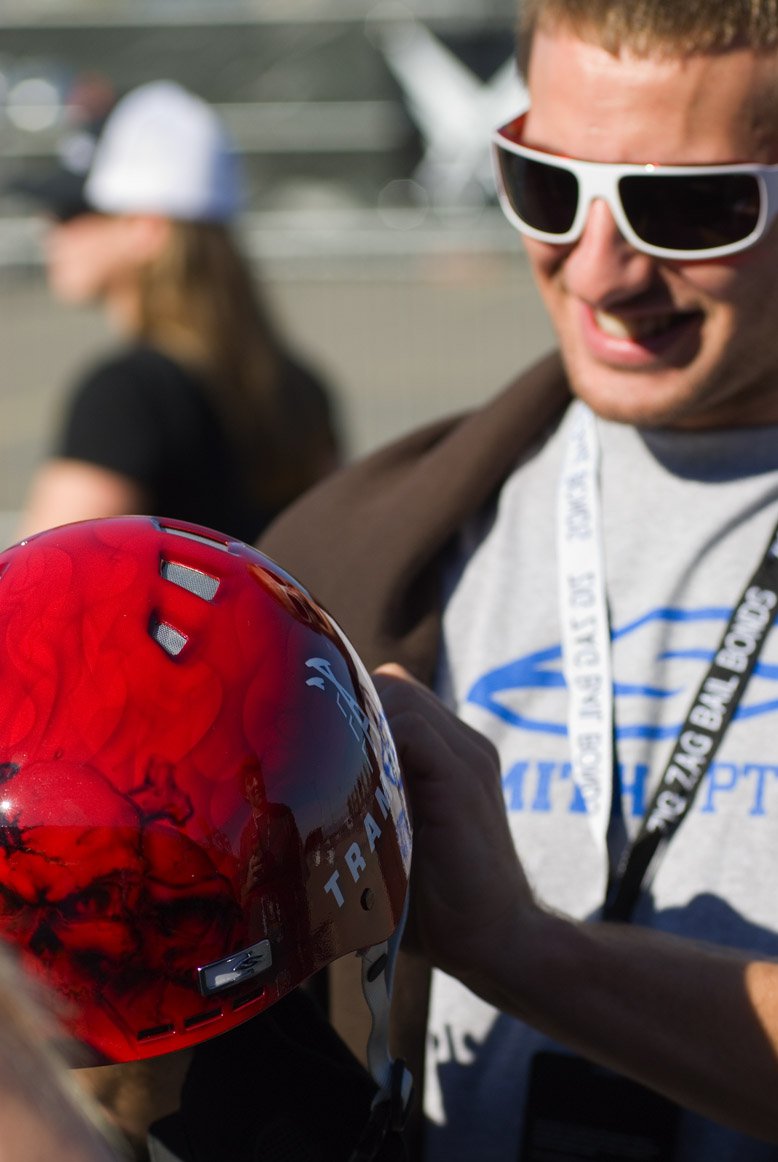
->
xmin=604 ymin=521 xmax=778 ymax=922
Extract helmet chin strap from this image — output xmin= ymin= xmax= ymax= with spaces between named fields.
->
xmin=349 ymin=896 xmax=413 ymax=1161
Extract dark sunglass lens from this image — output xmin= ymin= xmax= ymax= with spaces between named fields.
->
xmin=498 ymin=149 xmax=578 ymax=235
xmin=619 ymin=173 xmax=761 ymax=251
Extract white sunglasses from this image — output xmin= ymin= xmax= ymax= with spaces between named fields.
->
xmin=492 ymin=112 xmax=778 ymax=260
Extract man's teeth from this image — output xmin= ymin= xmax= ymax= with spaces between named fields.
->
xmin=594 ymin=310 xmax=676 ymax=339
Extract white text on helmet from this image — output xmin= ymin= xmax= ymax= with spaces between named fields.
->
xmin=323 ymin=779 xmax=392 ymax=908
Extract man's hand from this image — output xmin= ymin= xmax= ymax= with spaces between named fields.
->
xmin=374 ymin=663 xmax=532 ymax=990
xmin=374 ymin=669 xmax=778 ymax=1142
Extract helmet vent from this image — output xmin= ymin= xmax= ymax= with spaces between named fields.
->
xmin=161 ymin=560 xmax=219 ymax=602
xmin=183 ymin=1007 xmax=223 ymax=1030
xmin=162 ymin=525 xmax=229 ymax=552
xmin=137 ymin=1022 xmax=175 ymax=1042
xmin=150 ymin=617 xmax=188 ymax=657
xmin=232 ymin=985 xmax=265 ymax=1011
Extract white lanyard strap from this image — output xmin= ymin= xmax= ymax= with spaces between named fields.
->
xmin=557 ymin=403 xmax=778 ymax=917
xmin=557 ymin=401 xmax=614 ymax=863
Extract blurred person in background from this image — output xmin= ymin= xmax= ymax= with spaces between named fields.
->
xmin=15 ymin=80 xmax=340 ymax=543
xmin=0 ymin=942 xmax=120 ymax=1162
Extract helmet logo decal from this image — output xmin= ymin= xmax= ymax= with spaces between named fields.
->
xmin=197 ymin=939 xmax=272 ymax=996
xmin=305 ymin=656 xmax=411 ymax=907
xmin=305 ymin=657 xmax=372 ymax=756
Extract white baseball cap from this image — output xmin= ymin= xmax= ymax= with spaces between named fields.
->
xmin=84 ymin=81 xmax=242 ymax=222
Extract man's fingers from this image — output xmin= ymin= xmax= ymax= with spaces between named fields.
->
xmin=374 ymin=662 xmax=500 ymax=769
xmin=373 ymin=661 xmax=418 ymax=683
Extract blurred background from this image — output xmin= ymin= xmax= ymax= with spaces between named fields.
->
xmin=0 ymin=0 xmax=555 ymax=543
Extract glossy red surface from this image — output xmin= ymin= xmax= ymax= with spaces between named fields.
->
xmin=0 ymin=517 xmax=411 ymax=1062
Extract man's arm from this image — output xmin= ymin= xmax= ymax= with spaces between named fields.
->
xmin=374 ymin=663 xmax=778 ymax=1144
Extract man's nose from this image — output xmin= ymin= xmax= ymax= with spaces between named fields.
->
xmin=562 ymin=198 xmax=658 ymax=306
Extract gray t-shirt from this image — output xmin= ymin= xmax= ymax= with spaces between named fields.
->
xmin=430 ymin=407 xmax=778 ymax=1162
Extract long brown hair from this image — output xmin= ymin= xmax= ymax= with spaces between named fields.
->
xmin=134 ymin=220 xmax=336 ymax=509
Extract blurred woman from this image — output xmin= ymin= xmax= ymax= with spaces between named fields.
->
xmin=18 ymin=81 xmax=340 ymax=543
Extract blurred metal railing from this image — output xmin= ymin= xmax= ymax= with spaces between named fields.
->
xmin=0 ymin=0 xmax=516 ymax=29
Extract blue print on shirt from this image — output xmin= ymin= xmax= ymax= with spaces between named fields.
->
xmin=467 ymin=605 xmax=778 ymax=740
xmin=466 ymin=606 xmax=778 ymax=818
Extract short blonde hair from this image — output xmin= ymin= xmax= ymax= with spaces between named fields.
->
xmin=518 ymin=0 xmax=778 ymax=75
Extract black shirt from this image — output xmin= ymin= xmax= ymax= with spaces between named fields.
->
xmin=57 ymin=344 xmax=339 ymax=545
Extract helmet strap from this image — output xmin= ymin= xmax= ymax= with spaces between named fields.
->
xmin=349 ymin=889 xmax=413 ymax=1161
xmin=362 ymin=941 xmax=410 ymax=1098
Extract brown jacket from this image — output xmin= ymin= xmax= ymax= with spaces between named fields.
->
xmin=259 ymin=351 xmax=570 ymax=1152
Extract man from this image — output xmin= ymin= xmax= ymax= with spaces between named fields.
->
xmin=260 ymin=1 xmax=778 ymax=1158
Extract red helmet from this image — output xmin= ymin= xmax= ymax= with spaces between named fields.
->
xmin=0 ymin=516 xmax=411 ymax=1066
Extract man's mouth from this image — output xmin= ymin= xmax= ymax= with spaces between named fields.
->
xmin=593 ymin=309 xmax=689 ymax=341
